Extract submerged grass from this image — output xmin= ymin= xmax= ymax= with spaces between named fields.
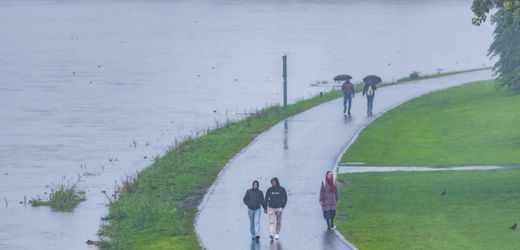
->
xmin=31 ymin=176 xmax=86 ymax=212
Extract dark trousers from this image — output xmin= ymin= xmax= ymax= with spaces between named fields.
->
xmin=323 ymin=210 xmax=336 ymax=228
xmin=343 ymin=95 xmax=352 ymax=113
xmin=367 ymin=95 xmax=375 ymax=114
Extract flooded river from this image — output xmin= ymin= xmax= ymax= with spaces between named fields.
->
xmin=0 ymin=0 xmax=492 ymax=249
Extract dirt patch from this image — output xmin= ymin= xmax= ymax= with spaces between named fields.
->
xmin=181 ymin=194 xmax=204 ymax=209
xmin=338 ymin=212 xmax=348 ymax=221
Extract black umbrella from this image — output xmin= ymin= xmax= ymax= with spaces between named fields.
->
xmin=333 ymin=74 xmax=352 ymax=81
xmin=363 ymin=75 xmax=382 ymax=84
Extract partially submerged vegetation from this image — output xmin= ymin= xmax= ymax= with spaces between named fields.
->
xmin=31 ymin=176 xmax=86 ymax=212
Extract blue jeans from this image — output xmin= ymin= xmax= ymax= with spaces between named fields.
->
xmin=343 ymin=95 xmax=352 ymax=113
xmin=367 ymin=95 xmax=375 ymax=113
xmin=248 ymin=208 xmax=261 ymax=237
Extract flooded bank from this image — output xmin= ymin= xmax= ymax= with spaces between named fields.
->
xmin=0 ymin=0 xmax=492 ymax=249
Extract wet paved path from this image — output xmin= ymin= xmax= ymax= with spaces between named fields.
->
xmin=196 ymin=70 xmax=492 ymax=250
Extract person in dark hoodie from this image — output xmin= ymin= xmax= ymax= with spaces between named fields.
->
xmin=243 ymin=180 xmax=266 ymax=242
xmin=264 ymin=177 xmax=287 ymax=240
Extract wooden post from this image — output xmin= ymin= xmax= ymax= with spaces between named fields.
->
xmin=282 ymin=55 xmax=287 ymax=108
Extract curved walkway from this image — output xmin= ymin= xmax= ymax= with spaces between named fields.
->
xmin=196 ymin=70 xmax=492 ymax=250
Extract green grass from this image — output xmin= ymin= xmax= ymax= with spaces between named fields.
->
xmin=341 ymin=80 xmax=520 ymax=166
xmin=336 ymin=169 xmax=520 ymax=250
xmin=396 ymin=67 xmax=492 ymax=83
xmin=31 ymin=178 xmax=86 ymax=212
xmin=99 ymin=90 xmax=346 ymax=249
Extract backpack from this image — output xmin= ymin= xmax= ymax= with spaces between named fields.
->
xmin=342 ymin=83 xmax=353 ymax=95
xmin=367 ymin=85 xmax=374 ymax=96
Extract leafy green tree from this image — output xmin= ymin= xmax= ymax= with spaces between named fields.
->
xmin=472 ymin=0 xmax=520 ymax=93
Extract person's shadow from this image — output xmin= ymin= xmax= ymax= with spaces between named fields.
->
xmin=269 ymin=240 xmax=283 ymax=250
xmin=321 ymin=229 xmax=344 ymax=249
xmin=250 ymin=240 xmax=260 ymax=250
xmin=250 ymin=239 xmax=283 ymax=250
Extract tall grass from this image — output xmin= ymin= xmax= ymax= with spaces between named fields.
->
xmin=31 ymin=175 xmax=86 ymax=212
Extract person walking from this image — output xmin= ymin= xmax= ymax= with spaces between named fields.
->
xmin=243 ymin=180 xmax=266 ymax=242
xmin=264 ymin=177 xmax=287 ymax=240
xmin=342 ymin=79 xmax=355 ymax=115
xmin=319 ymin=171 xmax=339 ymax=230
xmin=362 ymin=81 xmax=377 ymax=115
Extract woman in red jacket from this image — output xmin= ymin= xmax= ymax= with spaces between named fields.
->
xmin=319 ymin=170 xmax=339 ymax=229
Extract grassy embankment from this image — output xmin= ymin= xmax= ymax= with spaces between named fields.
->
xmin=336 ymin=81 xmax=520 ymax=249
xmin=99 ymin=69 xmax=490 ymax=249
xmin=99 ymin=89 xmax=346 ymax=249
xmin=396 ymin=67 xmax=492 ymax=83
xmin=340 ymin=80 xmax=520 ymax=166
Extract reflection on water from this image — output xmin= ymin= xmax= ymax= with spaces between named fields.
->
xmin=322 ymin=229 xmax=343 ymax=250
xmin=0 ymin=0 xmax=493 ymax=249
xmin=283 ymin=120 xmax=289 ymax=150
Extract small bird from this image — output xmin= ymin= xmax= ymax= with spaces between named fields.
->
xmin=510 ymin=223 xmax=517 ymax=230
xmin=441 ymin=188 xmax=447 ymax=196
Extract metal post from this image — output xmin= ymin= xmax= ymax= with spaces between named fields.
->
xmin=282 ymin=55 xmax=287 ymax=108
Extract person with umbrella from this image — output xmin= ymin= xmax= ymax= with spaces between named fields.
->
xmin=362 ymin=75 xmax=381 ymax=115
xmin=334 ymin=74 xmax=355 ymax=115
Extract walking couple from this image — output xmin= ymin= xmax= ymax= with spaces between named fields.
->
xmin=242 ymin=177 xmax=287 ymax=243
xmin=342 ymin=78 xmax=378 ymax=116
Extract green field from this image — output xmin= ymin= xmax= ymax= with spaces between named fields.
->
xmin=341 ymin=80 xmax=520 ymax=166
xmin=336 ymin=169 xmax=520 ymax=250
xmin=336 ymin=80 xmax=520 ymax=249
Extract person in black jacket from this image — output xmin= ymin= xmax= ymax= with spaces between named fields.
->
xmin=264 ymin=177 xmax=287 ymax=240
xmin=243 ymin=180 xmax=266 ymax=242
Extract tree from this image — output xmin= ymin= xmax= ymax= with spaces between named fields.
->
xmin=472 ymin=0 xmax=520 ymax=93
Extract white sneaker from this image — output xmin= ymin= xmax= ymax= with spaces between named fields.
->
xmin=274 ymin=234 xmax=279 ymax=240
